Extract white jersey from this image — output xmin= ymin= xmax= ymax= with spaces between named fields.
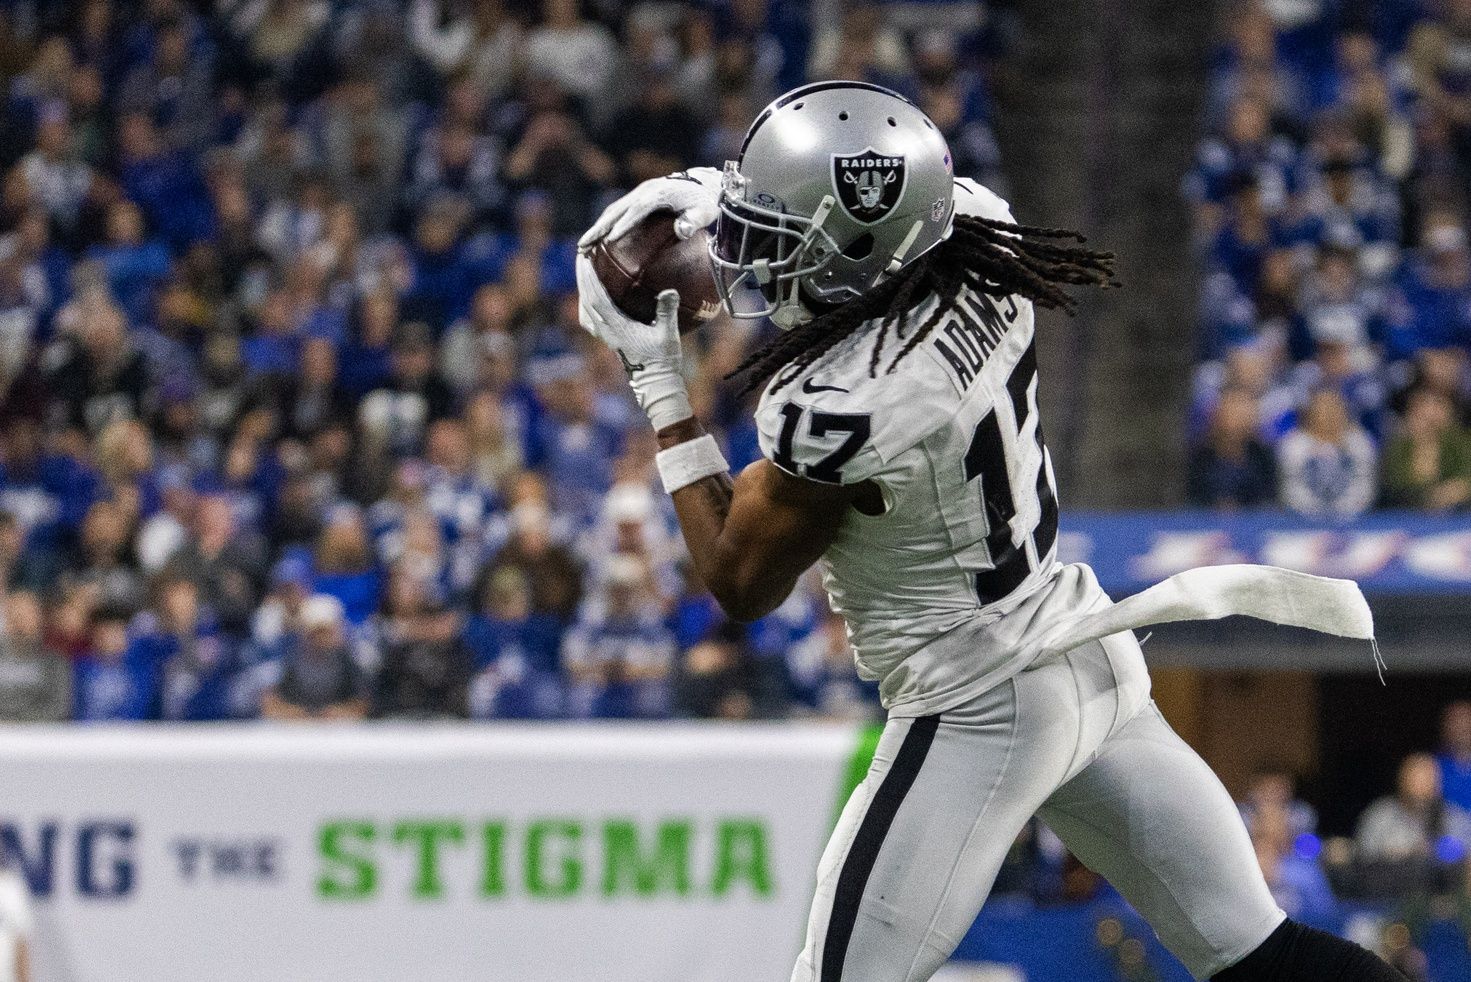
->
xmin=755 ymin=181 xmax=1099 ymax=715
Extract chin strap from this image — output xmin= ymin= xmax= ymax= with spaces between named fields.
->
xmin=885 ymin=219 xmax=926 ymax=276
xmin=770 ymin=294 xmax=812 ymax=330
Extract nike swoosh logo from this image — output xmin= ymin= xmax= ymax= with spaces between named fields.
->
xmin=618 ymin=349 xmax=646 ymax=376
xmin=802 ymin=379 xmax=848 ymax=394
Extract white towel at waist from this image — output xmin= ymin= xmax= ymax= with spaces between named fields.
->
xmin=1031 ymin=564 xmax=1377 ymax=669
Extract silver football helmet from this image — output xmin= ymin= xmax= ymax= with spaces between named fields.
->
xmin=709 ymin=81 xmax=956 ymax=328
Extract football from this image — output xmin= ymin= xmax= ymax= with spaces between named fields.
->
xmin=586 ymin=209 xmax=722 ymax=335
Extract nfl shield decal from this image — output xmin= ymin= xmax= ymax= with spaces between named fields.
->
xmin=832 ymin=148 xmax=907 ymax=225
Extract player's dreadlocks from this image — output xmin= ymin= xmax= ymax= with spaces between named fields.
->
xmin=726 ymin=215 xmax=1119 ymax=396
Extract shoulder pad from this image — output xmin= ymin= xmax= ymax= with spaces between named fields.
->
xmin=952 ymin=178 xmax=1016 ymax=223
xmin=754 ymin=333 xmax=956 ymax=485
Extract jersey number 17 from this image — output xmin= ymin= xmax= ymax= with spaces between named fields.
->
xmin=964 ymin=345 xmax=1059 ymax=604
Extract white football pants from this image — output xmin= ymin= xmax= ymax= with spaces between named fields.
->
xmin=791 ymin=630 xmax=1285 ymax=982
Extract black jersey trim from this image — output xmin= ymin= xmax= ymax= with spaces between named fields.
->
xmin=819 ymin=714 xmax=940 ymax=982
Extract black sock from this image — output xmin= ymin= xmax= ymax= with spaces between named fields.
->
xmin=1212 ymin=919 xmax=1409 ymax=982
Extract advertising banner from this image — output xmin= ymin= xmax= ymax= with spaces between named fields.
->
xmin=6 ymin=725 xmax=1470 ymax=982
xmin=0 ymin=723 xmax=866 ymax=982
xmin=1060 ymin=511 xmax=1471 ymax=597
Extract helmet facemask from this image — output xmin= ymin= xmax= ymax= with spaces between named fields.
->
xmin=708 ymin=163 xmax=841 ymax=329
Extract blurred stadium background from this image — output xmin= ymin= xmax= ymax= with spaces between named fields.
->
xmin=0 ymin=0 xmax=1468 ymax=979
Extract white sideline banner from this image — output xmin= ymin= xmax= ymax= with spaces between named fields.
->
xmin=0 ymin=723 xmax=866 ymax=982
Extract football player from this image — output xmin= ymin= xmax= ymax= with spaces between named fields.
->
xmin=577 ymin=81 xmax=1400 ymax=982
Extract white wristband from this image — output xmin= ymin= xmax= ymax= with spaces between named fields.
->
xmin=656 ymin=434 xmax=729 ymax=493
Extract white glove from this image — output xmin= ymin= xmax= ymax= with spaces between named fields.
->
xmin=575 ymin=252 xmax=691 ymax=430
xmin=579 ymin=167 xmax=722 ymax=248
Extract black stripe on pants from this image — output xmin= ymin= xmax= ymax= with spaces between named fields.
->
xmin=820 ymin=714 xmax=941 ymax=982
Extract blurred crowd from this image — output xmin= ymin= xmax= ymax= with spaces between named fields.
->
xmin=0 ymin=0 xmax=1007 ymax=723
xmin=1187 ymin=0 xmax=1471 ymax=518
xmin=1224 ymin=700 xmax=1471 ymax=978
xmin=990 ymin=700 xmax=1471 ymax=980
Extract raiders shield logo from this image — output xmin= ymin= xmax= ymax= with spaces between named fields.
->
xmin=832 ymin=148 xmax=907 ymax=225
